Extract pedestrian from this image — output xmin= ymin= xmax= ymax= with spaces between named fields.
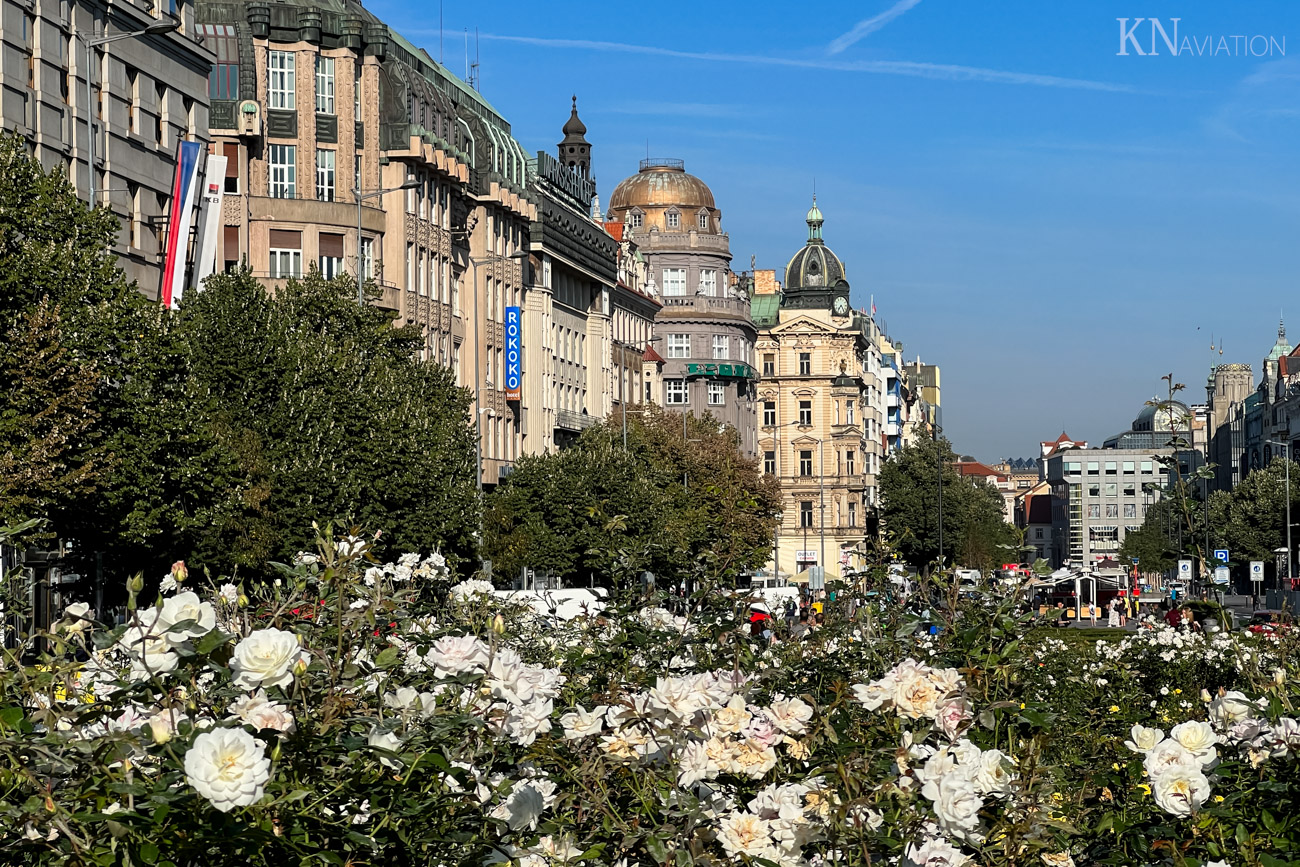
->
xmin=1108 ymin=596 xmax=1121 ymax=628
xmin=1054 ymin=601 xmax=1068 ymax=628
xmin=791 ymin=612 xmax=810 ymax=640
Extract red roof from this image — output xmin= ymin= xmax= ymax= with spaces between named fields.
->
xmin=602 ymin=221 xmax=626 ymax=242
xmin=643 ymin=345 xmax=666 ymax=364
xmin=955 ymin=460 xmax=1006 ymax=482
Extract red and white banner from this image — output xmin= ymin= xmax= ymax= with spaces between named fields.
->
xmin=189 ymin=153 xmax=227 ymax=293
xmin=160 ymin=140 xmax=202 ymax=309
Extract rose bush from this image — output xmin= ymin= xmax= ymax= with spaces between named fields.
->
xmin=2 ymin=528 xmax=1300 ymax=865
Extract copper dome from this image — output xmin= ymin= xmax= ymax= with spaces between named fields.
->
xmin=608 ymin=159 xmax=716 ymax=212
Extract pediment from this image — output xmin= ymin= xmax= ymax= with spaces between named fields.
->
xmin=767 ymin=315 xmax=837 ymax=336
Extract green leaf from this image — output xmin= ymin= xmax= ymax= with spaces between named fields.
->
xmin=0 ymin=706 xmax=23 ymax=728
xmin=194 ymin=629 xmax=232 ymax=656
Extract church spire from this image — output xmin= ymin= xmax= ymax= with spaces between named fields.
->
xmin=558 ymin=95 xmax=591 ymax=175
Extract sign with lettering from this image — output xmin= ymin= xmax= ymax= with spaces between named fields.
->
xmin=505 ymin=306 xmax=522 ymax=401
xmin=1250 ymin=561 xmax=1264 ymax=582
xmin=686 ymin=362 xmax=755 ymax=379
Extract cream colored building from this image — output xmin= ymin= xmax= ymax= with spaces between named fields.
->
xmin=751 ymin=201 xmax=886 ymax=577
xmin=198 ymin=0 xmax=651 ymax=489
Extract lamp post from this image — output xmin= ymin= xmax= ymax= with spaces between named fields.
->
xmin=77 ymin=17 xmax=178 ymax=208
xmin=1267 ymin=439 xmax=1292 ymax=587
xmin=353 ymin=178 xmax=420 ymax=305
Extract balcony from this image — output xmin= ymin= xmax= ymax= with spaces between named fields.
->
xmin=659 ymin=295 xmax=752 ymax=320
xmin=886 ymin=393 xmax=900 ymax=408
xmin=556 ymin=409 xmax=599 ymax=432
xmin=636 ymin=230 xmax=731 ymax=254
xmin=885 ymin=422 xmax=900 ymax=438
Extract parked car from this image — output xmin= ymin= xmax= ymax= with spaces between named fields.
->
xmin=1245 ymin=611 xmax=1292 ymax=635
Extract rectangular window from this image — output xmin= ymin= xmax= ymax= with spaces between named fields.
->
xmin=846 ymin=450 xmax=856 ymax=476
xmin=1122 ymin=461 xmax=1135 ymax=474
xmin=354 ymin=64 xmax=362 ymax=117
xmin=1087 ymin=461 xmax=1100 ymax=475
xmin=763 ymin=451 xmax=776 ymax=476
xmin=268 ymin=50 xmax=296 ymax=110
xmin=712 ymin=334 xmax=729 ymax=359
xmin=799 ymin=352 xmax=811 ymax=376
xmin=1123 ymin=484 xmax=1136 ymax=497
xmin=798 ymin=400 xmax=812 ymax=426
xmin=315 ymin=56 xmax=334 ymax=114
xmin=268 ymin=144 xmax=296 ymax=198
xmin=319 ymin=232 xmax=344 ymax=279
xmin=848 ymin=501 xmax=857 ymax=527
xmin=629 ymin=212 xmax=643 ymax=228
xmin=699 ymin=269 xmax=717 ymax=296
xmin=1105 ymin=503 xmax=1119 ymax=518
xmin=698 ymin=212 xmax=709 ymax=229
xmin=315 ymin=149 xmax=335 ymax=201
xmin=1105 ymin=483 xmax=1118 ymax=497
xmin=1140 ymin=461 xmax=1153 ymax=474
xmin=800 ymin=501 xmax=814 ymax=528
xmin=223 ymin=142 xmax=240 ymax=193
xmin=1088 ymin=485 xmax=1100 ymax=497
xmin=1104 ymin=461 xmax=1117 ymax=474
xmin=665 ymin=379 xmax=687 ymax=405
xmin=667 ymin=211 xmax=680 ymax=228
xmin=762 ymin=353 xmax=775 ymax=376
xmin=762 ymin=401 xmax=776 ymax=426
xmin=1087 ymin=504 xmax=1101 ymax=518
xmin=662 ymin=268 xmax=686 ymax=296
xmin=1123 ymin=503 xmax=1137 ymax=518
xmin=667 ymin=333 xmax=690 ymax=358
xmin=846 ymin=402 xmax=855 ymax=426
xmin=708 ymin=382 xmax=725 ymax=405
xmin=799 ymin=450 xmax=813 ymax=477
xmin=1065 ymin=461 xmax=1081 ymax=474
xmin=360 ymin=237 xmax=374 ymax=279
xmin=268 ymin=248 xmax=301 ymax=278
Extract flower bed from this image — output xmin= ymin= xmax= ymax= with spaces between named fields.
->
xmin=3 ymin=532 xmax=1300 ymax=865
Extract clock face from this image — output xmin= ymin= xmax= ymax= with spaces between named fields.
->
xmin=833 ymin=296 xmax=848 ymax=315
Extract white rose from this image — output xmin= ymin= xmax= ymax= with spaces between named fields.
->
xmin=1143 ymin=740 xmax=1201 ymax=780
xmin=765 ymin=697 xmax=814 ymax=735
xmin=894 ymin=667 xmax=942 ymax=720
xmin=1208 ymin=690 xmax=1257 ymax=729
xmin=934 ymin=696 xmax=973 ymax=740
xmin=428 ymin=634 xmax=490 ymax=677
xmin=1168 ymin=720 xmax=1218 ymax=766
xmin=707 ymin=695 xmax=753 ymax=736
xmin=716 ymin=812 xmax=776 ymax=860
xmin=676 ymin=740 xmax=717 ymax=788
xmin=904 ymin=837 xmax=971 ymax=867
xmin=218 ymin=584 xmax=239 ymax=605
xmin=559 ymin=704 xmax=607 ymax=739
xmin=1150 ymin=766 xmax=1210 ymax=817
xmin=852 ymin=680 xmax=893 ymax=711
xmin=1124 ymin=724 xmax=1164 ymax=754
xmin=490 ymin=781 xmax=548 ymax=831
xmin=58 ymin=602 xmax=92 ymax=635
xmin=972 ymin=749 xmax=1016 ymax=798
xmin=228 ymin=689 xmax=296 ymax=734
xmin=184 ymin=728 xmax=271 ymax=812
xmin=158 ymin=591 xmax=217 ymax=646
xmin=367 ymin=727 xmax=404 ymax=769
xmin=230 ymin=628 xmax=308 ymax=691
xmin=924 ymin=774 xmax=984 ymax=839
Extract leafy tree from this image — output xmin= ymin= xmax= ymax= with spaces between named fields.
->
xmin=485 ymin=406 xmax=780 ymax=589
xmin=61 ymin=269 xmax=480 ymax=583
xmin=1117 ymin=519 xmax=1178 ymax=574
xmin=878 ymin=435 xmax=1015 ymax=573
xmin=1211 ymin=458 xmax=1300 ymax=570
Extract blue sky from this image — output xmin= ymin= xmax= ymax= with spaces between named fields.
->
xmin=373 ymin=0 xmax=1300 ymax=462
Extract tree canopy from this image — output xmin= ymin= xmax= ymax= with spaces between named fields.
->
xmin=878 ymin=436 xmax=1016 ymax=573
xmin=484 ymin=406 xmax=780 ymax=589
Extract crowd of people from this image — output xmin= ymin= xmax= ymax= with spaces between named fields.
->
xmin=746 ymin=592 xmax=839 ymax=643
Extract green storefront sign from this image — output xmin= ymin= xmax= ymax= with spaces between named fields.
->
xmin=686 ymin=362 xmax=758 ymax=380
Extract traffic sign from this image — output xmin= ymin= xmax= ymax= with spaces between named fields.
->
xmin=1250 ymin=561 xmax=1265 ymax=582
xmin=1213 ymin=566 xmax=1230 ymax=585
xmin=1178 ymin=559 xmax=1192 ymax=578
xmin=1213 ymin=548 xmax=1230 ymax=564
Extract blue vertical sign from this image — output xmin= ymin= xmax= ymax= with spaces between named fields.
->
xmin=505 ymin=306 xmax=522 ymax=401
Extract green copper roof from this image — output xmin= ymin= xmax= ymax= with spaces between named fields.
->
xmin=751 ymin=293 xmax=781 ymax=329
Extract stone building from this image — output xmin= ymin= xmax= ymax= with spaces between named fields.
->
xmin=752 ymin=200 xmax=886 ymax=577
xmin=196 ymin=0 xmax=657 ymax=488
xmin=1 ymin=0 xmax=213 ymax=295
xmin=606 ymin=158 xmax=758 ymax=455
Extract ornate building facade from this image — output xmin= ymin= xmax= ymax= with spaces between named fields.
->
xmin=605 ymin=158 xmax=757 ymax=455
xmin=752 ymin=200 xmax=886 ymax=577
xmin=196 ymin=0 xmax=658 ymax=488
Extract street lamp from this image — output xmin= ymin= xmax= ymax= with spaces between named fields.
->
xmin=353 ymin=178 xmax=420 ymax=304
xmin=1266 ymin=439 xmax=1292 ymax=586
xmin=77 ymin=17 xmax=178 ymax=207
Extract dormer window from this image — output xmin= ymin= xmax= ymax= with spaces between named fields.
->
xmin=666 ymin=210 xmax=680 ymax=229
xmin=629 ymin=210 xmax=644 ymax=229
xmin=698 ymin=212 xmax=709 ymax=229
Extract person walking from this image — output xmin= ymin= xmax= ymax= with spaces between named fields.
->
xmin=1108 ymin=596 xmax=1121 ymax=628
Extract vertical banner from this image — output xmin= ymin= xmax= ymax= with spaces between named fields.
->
xmin=160 ymin=141 xmax=202 ymax=309
xmin=504 ymin=306 xmax=522 ymax=401
xmin=188 ymin=153 xmax=227 ymax=293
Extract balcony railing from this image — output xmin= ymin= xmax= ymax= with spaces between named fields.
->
xmin=660 ymin=295 xmax=751 ymax=316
